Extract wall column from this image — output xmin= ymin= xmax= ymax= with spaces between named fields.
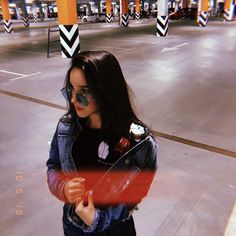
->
xmin=224 ymin=0 xmax=234 ymax=21
xmin=120 ymin=0 xmax=129 ymax=26
xmin=157 ymin=0 xmax=168 ymax=37
xmin=35 ymin=0 xmax=44 ymax=21
xmin=56 ymin=0 xmax=80 ymax=58
xmin=197 ymin=0 xmax=209 ymax=27
xmin=135 ymin=0 xmax=141 ymax=20
xmin=181 ymin=0 xmax=188 ymax=9
xmin=106 ymin=0 xmax=112 ymax=23
xmin=19 ymin=0 xmax=30 ymax=27
xmin=1 ymin=0 xmax=13 ymax=33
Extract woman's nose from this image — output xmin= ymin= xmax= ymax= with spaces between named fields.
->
xmin=71 ymin=93 xmax=76 ymax=104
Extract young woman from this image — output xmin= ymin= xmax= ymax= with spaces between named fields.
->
xmin=46 ymin=51 xmax=158 ymax=236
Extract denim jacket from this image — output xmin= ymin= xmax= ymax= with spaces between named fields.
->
xmin=46 ymin=116 xmax=158 ymax=234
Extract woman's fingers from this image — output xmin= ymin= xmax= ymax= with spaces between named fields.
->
xmin=64 ymin=177 xmax=86 ymax=203
xmin=68 ymin=188 xmax=85 ymax=196
xmin=87 ymin=191 xmax=94 ymax=208
xmin=67 ymin=178 xmax=85 ymax=189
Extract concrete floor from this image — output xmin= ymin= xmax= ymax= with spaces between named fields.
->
xmin=0 ymin=18 xmax=236 ymax=236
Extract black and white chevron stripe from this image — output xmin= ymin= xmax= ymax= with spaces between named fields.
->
xmin=121 ymin=14 xmax=129 ymax=27
xmin=22 ymin=17 xmax=30 ymax=27
xmin=17 ymin=14 xmax=22 ymax=20
xmin=156 ymin=16 xmax=168 ymax=37
xmin=59 ymin=24 xmax=80 ymax=58
xmin=4 ymin=20 xmax=13 ymax=33
xmin=198 ymin=11 xmax=208 ymax=27
xmin=224 ymin=8 xmax=233 ymax=21
xmin=44 ymin=10 xmax=48 ymax=19
xmin=106 ymin=14 xmax=112 ymax=23
xmin=135 ymin=12 xmax=140 ymax=20
xmin=33 ymin=15 xmax=38 ymax=23
xmin=39 ymin=12 xmax=45 ymax=21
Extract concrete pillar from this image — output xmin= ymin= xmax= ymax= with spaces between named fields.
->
xmin=35 ymin=0 xmax=44 ymax=21
xmin=175 ymin=0 xmax=180 ymax=11
xmin=120 ymin=0 xmax=129 ymax=26
xmin=1 ymin=0 xmax=13 ymax=33
xmin=56 ymin=0 xmax=80 ymax=58
xmin=106 ymin=0 xmax=112 ymax=23
xmin=32 ymin=1 xmax=38 ymax=23
xmin=19 ymin=0 xmax=30 ymax=27
xmin=224 ymin=0 xmax=234 ymax=21
xmin=141 ymin=0 xmax=145 ymax=17
xmin=135 ymin=0 xmax=141 ymax=19
xmin=197 ymin=0 xmax=209 ymax=27
xmin=181 ymin=0 xmax=188 ymax=9
xmin=157 ymin=0 xmax=168 ymax=36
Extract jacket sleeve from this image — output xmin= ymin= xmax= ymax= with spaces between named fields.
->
xmin=46 ymin=129 xmax=70 ymax=202
xmin=67 ymin=204 xmax=130 ymax=233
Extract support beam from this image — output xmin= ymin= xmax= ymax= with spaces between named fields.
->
xmin=120 ymin=0 xmax=129 ymax=27
xmin=197 ymin=0 xmax=209 ymax=27
xmin=106 ymin=0 xmax=112 ymax=23
xmin=135 ymin=0 xmax=141 ymax=20
xmin=157 ymin=0 xmax=168 ymax=37
xmin=224 ymin=0 xmax=234 ymax=21
xmin=19 ymin=0 xmax=30 ymax=27
xmin=181 ymin=0 xmax=188 ymax=9
xmin=56 ymin=0 xmax=80 ymax=58
xmin=1 ymin=0 xmax=13 ymax=33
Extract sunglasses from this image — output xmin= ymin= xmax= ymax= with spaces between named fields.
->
xmin=61 ymin=86 xmax=92 ymax=107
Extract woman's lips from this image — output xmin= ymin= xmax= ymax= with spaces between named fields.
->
xmin=75 ymin=107 xmax=84 ymax=111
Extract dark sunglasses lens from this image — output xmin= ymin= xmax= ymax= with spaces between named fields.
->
xmin=76 ymin=93 xmax=89 ymax=107
xmin=61 ymin=87 xmax=71 ymax=101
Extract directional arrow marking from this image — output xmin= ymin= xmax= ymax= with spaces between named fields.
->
xmin=161 ymin=42 xmax=189 ymax=52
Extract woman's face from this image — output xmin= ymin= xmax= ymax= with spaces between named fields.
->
xmin=69 ymin=68 xmax=101 ymax=128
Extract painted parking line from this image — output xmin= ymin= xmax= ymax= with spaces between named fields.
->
xmin=224 ymin=202 xmax=236 ymax=236
xmin=0 ymin=69 xmax=25 ymax=77
xmin=0 ymin=70 xmax=41 ymax=81
xmin=10 ymin=72 xmax=41 ymax=81
xmin=152 ymin=130 xmax=236 ymax=159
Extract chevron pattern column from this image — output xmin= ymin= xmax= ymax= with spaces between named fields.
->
xmin=106 ymin=14 xmax=112 ymax=23
xmin=1 ymin=0 xmax=13 ymax=33
xmin=135 ymin=0 xmax=141 ymax=20
xmin=198 ymin=11 xmax=208 ymax=27
xmin=59 ymin=24 xmax=80 ymax=58
xmin=4 ymin=20 xmax=13 ymax=33
xmin=223 ymin=7 xmax=234 ymax=21
xmin=33 ymin=14 xmax=38 ymax=23
xmin=106 ymin=0 xmax=112 ymax=23
xmin=197 ymin=0 xmax=208 ymax=27
xmin=224 ymin=0 xmax=234 ymax=21
xmin=135 ymin=12 xmax=140 ymax=20
xmin=121 ymin=14 xmax=129 ymax=26
xmin=22 ymin=17 xmax=30 ymax=27
xmin=157 ymin=0 xmax=168 ymax=37
xmin=157 ymin=16 xmax=168 ymax=36
xmin=120 ymin=0 xmax=129 ymax=27
xmin=56 ymin=0 xmax=79 ymax=58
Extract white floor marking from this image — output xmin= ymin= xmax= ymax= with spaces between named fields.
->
xmin=161 ymin=42 xmax=189 ymax=52
xmin=10 ymin=72 xmax=41 ymax=81
xmin=0 ymin=70 xmax=26 ymax=77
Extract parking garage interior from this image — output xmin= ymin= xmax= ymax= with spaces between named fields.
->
xmin=0 ymin=0 xmax=236 ymax=236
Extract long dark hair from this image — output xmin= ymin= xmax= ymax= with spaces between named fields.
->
xmin=63 ymin=51 xmax=144 ymax=141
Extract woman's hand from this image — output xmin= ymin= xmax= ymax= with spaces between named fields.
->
xmin=64 ymin=177 xmax=85 ymax=203
xmin=75 ymin=191 xmax=95 ymax=226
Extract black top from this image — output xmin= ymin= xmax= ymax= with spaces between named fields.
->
xmin=72 ymin=125 xmax=121 ymax=171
